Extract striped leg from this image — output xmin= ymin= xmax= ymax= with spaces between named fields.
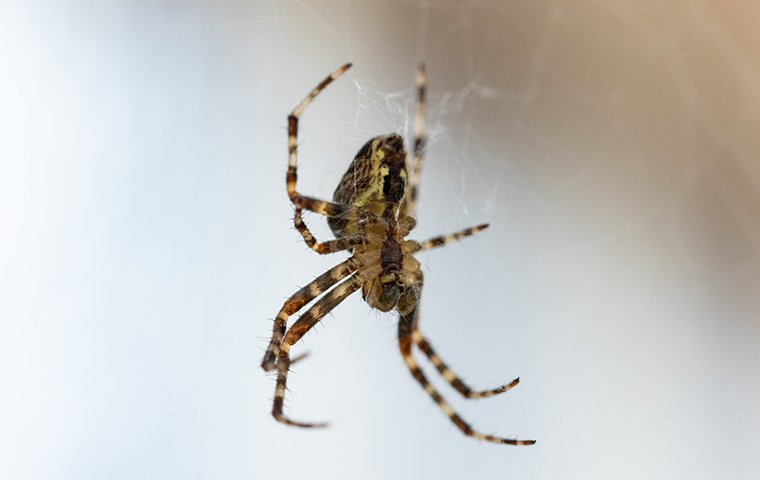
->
xmin=293 ymin=207 xmax=363 ymax=254
xmin=272 ymin=275 xmax=363 ymax=428
xmin=261 ymin=258 xmax=357 ymax=372
xmin=287 ymin=63 xmax=352 ymax=220
xmin=398 ymin=309 xmax=535 ymax=446
xmin=413 ymin=330 xmax=520 ymax=399
xmin=402 ymin=63 xmax=427 ymax=219
xmin=417 ymin=223 xmax=489 ymax=252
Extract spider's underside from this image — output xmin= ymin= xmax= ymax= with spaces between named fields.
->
xmin=261 ymin=63 xmax=535 ymax=446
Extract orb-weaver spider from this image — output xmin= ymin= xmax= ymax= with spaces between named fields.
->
xmin=262 ymin=63 xmax=534 ymax=446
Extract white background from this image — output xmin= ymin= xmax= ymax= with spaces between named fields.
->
xmin=2 ymin=1 xmax=759 ymax=479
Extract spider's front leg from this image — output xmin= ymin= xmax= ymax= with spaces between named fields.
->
xmin=408 ymin=222 xmax=518 ymax=398
xmin=272 ymin=275 xmax=362 ymax=428
xmin=398 ymin=307 xmax=535 ymax=445
xmin=261 ymin=258 xmax=356 ymax=371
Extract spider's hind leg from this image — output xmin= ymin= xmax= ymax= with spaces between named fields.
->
xmin=285 ymin=63 xmax=352 ymax=249
xmin=293 ymin=207 xmax=363 ymax=254
xmin=402 ymin=63 xmax=427 ymax=219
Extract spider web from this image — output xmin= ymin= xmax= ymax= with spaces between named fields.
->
xmin=3 ymin=1 xmax=760 ymax=480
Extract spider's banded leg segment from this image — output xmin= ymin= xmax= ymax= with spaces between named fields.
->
xmin=261 ymin=258 xmax=357 ymax=372
xmin=402 ymin=63 xmax=427 ymax=219
xmin=290 ymin=63 xmax=352 ymax=120
xmin=273 ymin=275 xmax=362 ymax=428
xmin=290 ymin=194 xmax=346 ymax=217
xmin=287 ymin=62 xmax=352 ymax=208
xmin=417 ymin=223 xmax=489 ymax=252
xmin=294 ymin=207 xmax=362 ymax=254
xmin=398 ymin=309 xmax=536 ymax=446
xmin=413 ymin=331 xmax=519 ymax=399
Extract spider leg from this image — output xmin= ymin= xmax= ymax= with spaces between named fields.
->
xmin=398 ymin=308 xmax=535 ymax=446
xmin=273 ymin=275 xmax=362 ymax=428
xmin=294 ymin=207 xmax=363 ymax=254
xmin=413 ymin=222 xmax=517 ymax=398
xmin=412 ymin=330 xmax=520 ymax=399
xmin=261 ymin=258 xmax=357 ymax=371
xmin=415 ymin=223 xmax=489 ymax=252
xmin=287 ymin=63 xmax=352 ymax=219
xmin=402 ymin=63 xmax=427 ymax=219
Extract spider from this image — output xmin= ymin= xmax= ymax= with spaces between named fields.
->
xmin=261 ymin=63 xmax=535 ymax=446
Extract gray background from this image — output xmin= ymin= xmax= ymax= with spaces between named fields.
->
xmin=2 ymin=1 xmax=759 ymax=479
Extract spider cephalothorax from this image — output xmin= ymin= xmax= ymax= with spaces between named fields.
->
xmin=262 ymin=63 xmax=534 ymax=446
xmin=353 ymin=216 xmax=422 ymax=315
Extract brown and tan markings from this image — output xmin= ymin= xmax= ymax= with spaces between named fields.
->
xmin=262 ymin=63 xmax=535 ymax=446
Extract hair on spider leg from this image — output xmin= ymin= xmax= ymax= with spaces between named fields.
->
xmin=289 ymin=352 xmax=310 ymax=365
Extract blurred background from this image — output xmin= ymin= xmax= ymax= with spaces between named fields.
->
xmin=2 ymin=1 xmax=759 ymax=479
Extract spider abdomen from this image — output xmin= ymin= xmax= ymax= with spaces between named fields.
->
xmin=328 ymin=133 xmax=409 ymax=239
